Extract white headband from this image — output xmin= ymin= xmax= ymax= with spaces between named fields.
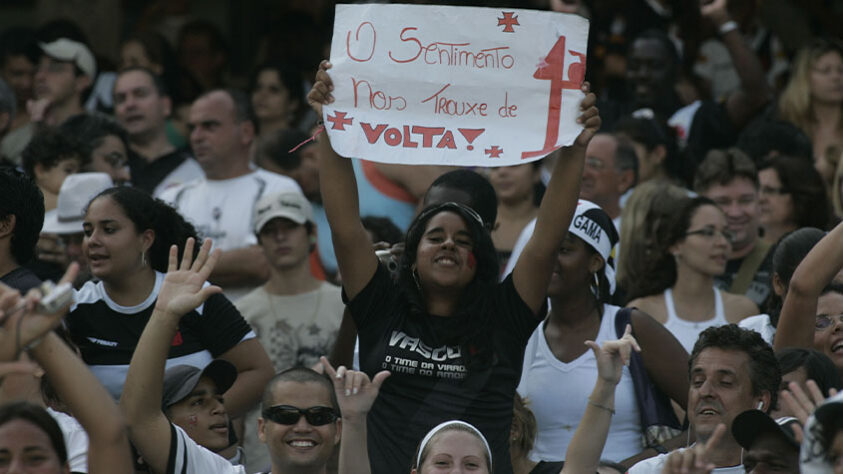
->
xmin=416 ymin=420 xmax=492 ymax=469
xmin=568 ymin=200 xmax=618 ymax=294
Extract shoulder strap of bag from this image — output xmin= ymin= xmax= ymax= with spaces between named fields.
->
xmin=730 ymin=239 xmax=771 ymax=295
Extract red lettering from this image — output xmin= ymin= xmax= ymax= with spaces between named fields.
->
xmin=436 ymin=131 xmax=457 ymax=149
xmin=351 ymin=78 xmax=407 ymax=111
xmin=411 ymin=126 xmax=445 ymax=147
xmin=361 ymin=123 xmax=388 ymax=144
xmin=402 ymin=126 xmax=419 ymax=148
xmin=384 ymin=128 xmax=402 ymax=146
xmin=522 ymin=36 xmax=584 ymax=159
xmin=388 ymin=27 xmax=422 ymax=64
xmin=346 ymin=22 xmax=376 ymax=63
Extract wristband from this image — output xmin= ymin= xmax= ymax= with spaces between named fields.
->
xmin=587 ymin=399 xmax=615 ymax=415
xmin=718 ymin=20 xmax=739 ymax=36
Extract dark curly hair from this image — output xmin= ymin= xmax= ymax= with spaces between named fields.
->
xmin=20 ymin=127 xmax=87 ymax=178
xmin=88 ymin=186 xmax=199 ymax=273
xmin=61 ymin=113 xmax=130 ymax=166
xmin=398 ymin=202 xmax=499 ymax=368
xmin=690 ymin=324 xmax=781 ymax=413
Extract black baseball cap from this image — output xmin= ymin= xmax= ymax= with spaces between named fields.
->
xmin=732 ymin=409 xmax=800 ymax=450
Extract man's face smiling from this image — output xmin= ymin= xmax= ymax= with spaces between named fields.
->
xmin=166 ymin=377 xmax=230 ymax=453
xmin=689 ymin=348 xmax=764 ymax=443
xmin=259 ymin=381 xmax=340 ymax=472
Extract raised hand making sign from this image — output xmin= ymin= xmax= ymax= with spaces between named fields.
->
xmin=324 ymin=4 xmax=589 ymax=166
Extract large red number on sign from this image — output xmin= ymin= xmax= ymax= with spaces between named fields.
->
xmin=521 ymin=35 xmax=585 ymax=159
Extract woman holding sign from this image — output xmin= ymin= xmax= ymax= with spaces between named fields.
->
xmin=308 ymin=59 xmax=600 ymax=473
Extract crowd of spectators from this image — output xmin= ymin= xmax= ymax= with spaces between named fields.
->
xmin=0 ymin=0 xmax=842 ymax=473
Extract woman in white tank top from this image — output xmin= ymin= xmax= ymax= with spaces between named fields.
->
xmin=518 ymin=202 xmax=689 ymax=465
xmin=627 ymin=197 xmax=759 ymax=353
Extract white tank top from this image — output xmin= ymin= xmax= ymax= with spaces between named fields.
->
xmin=517 ymin=304 xmax=642 ymax=463
xmin=663 ymin=287 xmax=728 ymax=353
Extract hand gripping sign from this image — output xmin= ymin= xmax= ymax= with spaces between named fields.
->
xmin=323 ymin=4 xmax=590 ymax=166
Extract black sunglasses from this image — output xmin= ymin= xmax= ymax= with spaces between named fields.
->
xmin=262 ymin=405 xmax=338 ymax=426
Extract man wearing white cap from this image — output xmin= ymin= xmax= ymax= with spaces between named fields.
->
xmin=0 ymin=38 xmax=96 ymax=164
xmin=235 ymin=190 xmax=344 ymax=473
xmin=30 ymin=38 xmax=95 ymax=127
xmin=38 ymin=172 xmax=112 ymax=286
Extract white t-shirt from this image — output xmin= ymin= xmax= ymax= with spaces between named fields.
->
xmin=47 ymin=407 xmax=89 ymax=473
xmin=158 ymin=169 xmax=301 ymax=299
xmin=167 ymin=423 xmax=246 ymax=474
xmin=627 ymin=448 xmax=745 ymax=473
xmin=152 ymin=158 xmax=205 ymax=198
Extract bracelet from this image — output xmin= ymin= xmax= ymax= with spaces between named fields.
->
xmin=718 ymin=20 xmax=739 ymax=36
xmin=588 ymin=399 xmax=615 ymax=415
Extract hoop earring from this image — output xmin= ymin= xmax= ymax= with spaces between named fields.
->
xmin=140 ymin=252 xmax=147 ymax=267
xmin=412 ymin=265 xmax=421 ymax=292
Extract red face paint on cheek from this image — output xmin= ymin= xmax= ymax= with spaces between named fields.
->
xmin=467 ymin=252 xmax=476 ymax=270
xmin=188 ymin=415 xmax=198 ymax=426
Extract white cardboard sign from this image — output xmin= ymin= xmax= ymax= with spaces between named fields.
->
xmin=323 ymin=4 xmax=590 ymax=166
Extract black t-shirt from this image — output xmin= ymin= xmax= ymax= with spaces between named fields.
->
xmin=128 ymin=147 xmax=192 ymax=194
xmin=530 ymin=461 xmax=565 ymax=474
xmin=348 ymin=265 xmax=541 ymax=474
xmin=0 ymin=266 xmax=42 ymax=293
xmin=67 ymin=272 xmax=253 ymax=399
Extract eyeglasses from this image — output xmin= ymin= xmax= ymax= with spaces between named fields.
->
xmin=814 ymin=314 xmax=843 ymax=330
xmin=261 ymin=405 xmax=338 ymax=426
xmin=685 ymin=227 xmax=734 ymax=243
xmin=759 ymin=186 xmax=789 ymax=196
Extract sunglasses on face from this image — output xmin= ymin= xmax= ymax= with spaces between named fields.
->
xmin=815 ymin=314 xmax=843 ymax=330
xmin=262 ymin=405 xmax=338 ymax=426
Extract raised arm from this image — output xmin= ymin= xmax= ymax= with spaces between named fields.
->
xmin=321 ymin=356 xmax=389 ymax=474
xmin=308 ymin=60 xmax=378 ymax=299
xmin=120 ymin=238 xmax=222 ymax=474
xmin=32 ymin=333 xmax=133 ymax=474
xmin=561 ymin=325 xmax=640 ymax=474
xmin=701 ymin=0 xmax=771 ymax=128
xmin=512 ymin=84 xmax=600 ymax=313
xmin=774 ymin=221 xmax=843 ymax=351
xmin=0 ymin=265 xmax=134 ymax=473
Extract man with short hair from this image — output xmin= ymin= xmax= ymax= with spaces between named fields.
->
xmin=236 ymin=190 xmax=345 ymax=472
xmin=695 ymin=148 xmax=773 ymax=307
xmin=112 ymin=67 xmax=203 ymax=195
xmin=628 ymin=324 xmax=782 ymax=473
xmin=121 ymin=241 xmax=340 ymax=474
xmin=579 ymin=133 xmax=637 ymax=223
xmin=0 ymin=167 xmax=44 ymax=292
xmin=159 ymin=89 xmax=301 ymax=299
xmin=257 ymin=368 xmax=341 ymax=474
xmin=1 ymin=37 xmax=95 ymax=164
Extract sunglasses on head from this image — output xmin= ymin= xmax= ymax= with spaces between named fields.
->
xmin=262 ymin=405 xmax=338 ymax=426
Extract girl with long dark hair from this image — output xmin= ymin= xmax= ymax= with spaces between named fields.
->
xmin=308 ymin=60 xmax=600 ymax=473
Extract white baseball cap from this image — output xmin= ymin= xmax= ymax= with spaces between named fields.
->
xmin=42 ymin=173 xmax=113 ymax=234
xmin=253 ymin=191 xmax=314 ymax=234
xmin=39 ymin=38 xmax=97 ymax=78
